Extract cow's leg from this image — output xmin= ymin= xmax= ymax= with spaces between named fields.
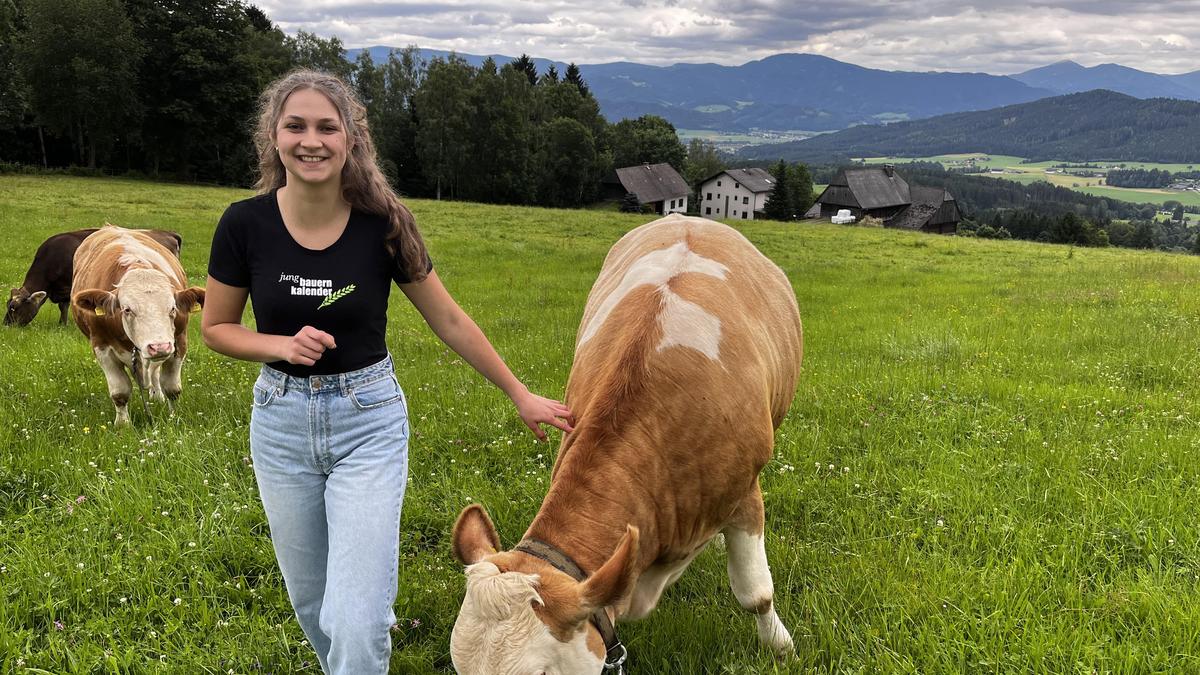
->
xmin=58 ymin=302 xmax=69 ymax=326
xmin=146 ymin=360 xmax=165 ymax=402
xmin=95 ymin=346 xmax=132 ymax=426
xmin=723 ymin=481 xmax=794 ymax=655
xmin=161 ymin=351 xmax=185 ymax=415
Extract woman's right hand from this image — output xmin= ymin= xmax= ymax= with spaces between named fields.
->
xmin=281 ymin=325 xmax=336 ymax=366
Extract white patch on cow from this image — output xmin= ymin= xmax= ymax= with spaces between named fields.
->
xmin=656 ymin=291 xmax=723 ymax=360
xmin=114 ymin=268 xmax=178 ymax=355
xmin=113 ymin=232 xmax=184 ymax=285
xmin=579 ymin=241 xmax=728 ymax=360
xmin=724 ymin=528 xmax=794 ymax=655
xmin=452 ymin=561 xmax=604 ymax=675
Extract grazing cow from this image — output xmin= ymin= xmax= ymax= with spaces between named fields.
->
xmin=7 ymin=228 xmax=182 ymax=327
xmin=450 ymin=213 xmax=803 ymax=674
xmin=71 ymin=226 xmax=203 ymax=425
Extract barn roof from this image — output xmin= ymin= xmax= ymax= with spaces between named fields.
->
xmin=888 ymin=186 xmax=960 ymax=230
xmin=702 ymin=168 xmax=776 ymax=193
xmin=835 ymin=167 xmax=911 ymax=209
xmin=612 ymin=163 xmax=690 ymax=203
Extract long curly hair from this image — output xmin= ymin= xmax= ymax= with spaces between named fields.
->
xmin=253 ymin=69 xmax=430 ymax=282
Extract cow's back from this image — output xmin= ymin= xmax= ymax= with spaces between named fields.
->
xmin=551 ymin=215 xmax=801 ymax=551
xmin=73 ymin=226 xmax=187 ymax=293
xmin=23 ymin=229 xmax=97 ymax=300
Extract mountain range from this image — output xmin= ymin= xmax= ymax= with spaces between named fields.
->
xmin=348 ymin=47 xmax=1200 ymax=134
xmin=735 ymin=90 xmax=1200 ymax=164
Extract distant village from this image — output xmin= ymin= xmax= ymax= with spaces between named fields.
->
xmin=608 ymin=162 xmax=960 ymax=233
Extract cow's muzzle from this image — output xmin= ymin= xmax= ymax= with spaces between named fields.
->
xmin=145 ymin=342 xmax=174 ymax=359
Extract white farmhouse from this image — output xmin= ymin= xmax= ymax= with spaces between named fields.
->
xmin=697 ymin=168 xmax=775 ymax=220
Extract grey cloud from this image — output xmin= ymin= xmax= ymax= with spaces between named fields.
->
xmin=258 ymin=1 xmax=1200 ymax=74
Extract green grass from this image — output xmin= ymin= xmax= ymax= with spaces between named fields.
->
xmin=4 ymin=175 xmax=1200 ymax=672
xmin=859 ymin=154 xmax=1200 ymax=207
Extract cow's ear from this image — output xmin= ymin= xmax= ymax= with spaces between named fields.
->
xmin=175 ymin=286 xmax=206 ymax=314
xmin=73 ymin=289 xmax=116 ymax=317
xmin=577 ymin=525 xmax=639 ymax=614
xmin=29 ymin=291 xmax=48 ymax=307
xmin=9 ymin=288 xmax=19 ymax=300
xmin=452 ymin=504 xmax=501 ymax=565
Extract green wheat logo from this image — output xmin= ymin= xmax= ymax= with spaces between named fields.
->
xmin=317 ymin=284 xmax=355 ymax=309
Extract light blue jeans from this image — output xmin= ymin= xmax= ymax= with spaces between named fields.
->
xmin=249 ymin=355 xmax=409 ymax=675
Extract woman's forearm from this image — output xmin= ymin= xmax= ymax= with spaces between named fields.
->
xmin=429 ymin=311 xmax=527 ymax=400
xmin=202 ymin=322 xmax=289 ymax=364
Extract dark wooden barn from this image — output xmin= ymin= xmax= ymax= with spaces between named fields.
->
xmin=805 ymin=165 xmax=960 ymax=234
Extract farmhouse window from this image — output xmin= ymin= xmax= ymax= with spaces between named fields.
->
xmin=743 ymin=196 xmax=749 ymax=204
xmin=707 ymin=192 xmax=712 ymax=200
xmin=742 ymin=213 xmax=748 ymax=219
xmin=717 ymin=181 xmax=722 ymax=187
xmin=735 ymin=183 xmax=740 ymax=189
xmin=705 ymin=207 xmax=711 ymax=215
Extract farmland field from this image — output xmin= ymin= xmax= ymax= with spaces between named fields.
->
xmin=4 ymin=176 xmax=1200 ymax=672
xmin=858 ymin=154 xmax=1200 ymax=207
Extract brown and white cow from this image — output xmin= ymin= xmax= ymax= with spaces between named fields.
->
xmin=71 ymin=226 xmax=204 ymax=425
xmin=451 ymin=213 xmax=803 ymax=673
xmin=7 ymin=228 xmax=182 ymax=327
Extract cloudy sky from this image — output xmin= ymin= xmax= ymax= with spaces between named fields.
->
xmin=256 ymin=1 xmax=1200 ymax=75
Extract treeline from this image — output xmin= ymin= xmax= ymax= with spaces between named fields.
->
xmin=1106 ymin=168 xmax=1173 ymax=188
xmin=868 ymin=163 xmax=1199 ymax=252
xmin=0 ymin=0 xmax=732 ymax=207
xmin=962 ymin=209 xmax=1198 ymax=252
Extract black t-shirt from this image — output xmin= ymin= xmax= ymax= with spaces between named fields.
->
xmin=208 ymin=190 xmax=431 ymax=376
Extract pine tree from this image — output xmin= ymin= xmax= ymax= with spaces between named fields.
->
xmin=762 ymin=160 xmax=792 ymax=221
xmin=565 ymin=63 xmax=589 ymax=98
xmin=540 ymin=64 xmax=559 ymax=85
xmin=511 ymin=54 xmax=538 ymax=86
xmin=787 ymin=162 xmax=813 ymax=218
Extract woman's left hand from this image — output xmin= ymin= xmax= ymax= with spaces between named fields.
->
xmin=513 ymin=390 xmax=575 ymax=441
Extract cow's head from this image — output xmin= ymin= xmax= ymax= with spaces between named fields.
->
xmin=450 ymin=504 xmax=639 ymax=675
xmin=5 ymin=288 xmax=48 ymax=326
xmin=73 ymin=269 xmax=205 ymax=360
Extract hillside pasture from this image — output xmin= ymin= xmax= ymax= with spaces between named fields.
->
xmin=859 ymin=154 xmax=1200 ymax=207
xmin=3 ymin=176 xmax=1200 ymax=672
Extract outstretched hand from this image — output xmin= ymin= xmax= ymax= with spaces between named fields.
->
xmin=512 ymin=390 xmax=575 ymax=442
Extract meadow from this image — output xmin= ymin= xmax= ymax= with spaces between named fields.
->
xmin=3 ymin=175 xmax=1200 ymax=673
xmin=859 ymin=154 xmax=1200 ymax=208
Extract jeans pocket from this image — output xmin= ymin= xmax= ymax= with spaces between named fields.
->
xmin=349 ymin=375 xmax=404 ymax=411
xmin=252 ymin=382 xmax=280 ymax=408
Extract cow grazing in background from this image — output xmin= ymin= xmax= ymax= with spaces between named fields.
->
xmin=7 ymin=227 xmax=181 ymax=327
xmin=71 ymin=226 xmax=203 ymax=425
xmin=451 ymin=213 xmax=803 ymax=674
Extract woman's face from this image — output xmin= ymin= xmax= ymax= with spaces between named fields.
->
xmin=274 ymin=88 xmax=350 ymax=188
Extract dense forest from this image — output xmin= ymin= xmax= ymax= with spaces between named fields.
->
xmin=0 ymin=0 xmax=728 ymax=208
xmin=742 ymin=90 xmax=1200 ymax=164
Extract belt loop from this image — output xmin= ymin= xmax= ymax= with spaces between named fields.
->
xmin=339 ymin=372 xmax=349 ymax=396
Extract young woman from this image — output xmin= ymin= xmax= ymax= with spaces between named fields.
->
xmin=201 ymin=70 xmax=574 ymax=675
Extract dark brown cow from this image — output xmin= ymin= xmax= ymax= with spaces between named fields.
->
xmin=7 ymin=227 xmax=181 ymax=327
xmin=450 ymin=214 xmax=803 ymax=673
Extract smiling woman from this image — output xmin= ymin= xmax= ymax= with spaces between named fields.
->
xmin=199 ymin=69 xmax=575 ymax=675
